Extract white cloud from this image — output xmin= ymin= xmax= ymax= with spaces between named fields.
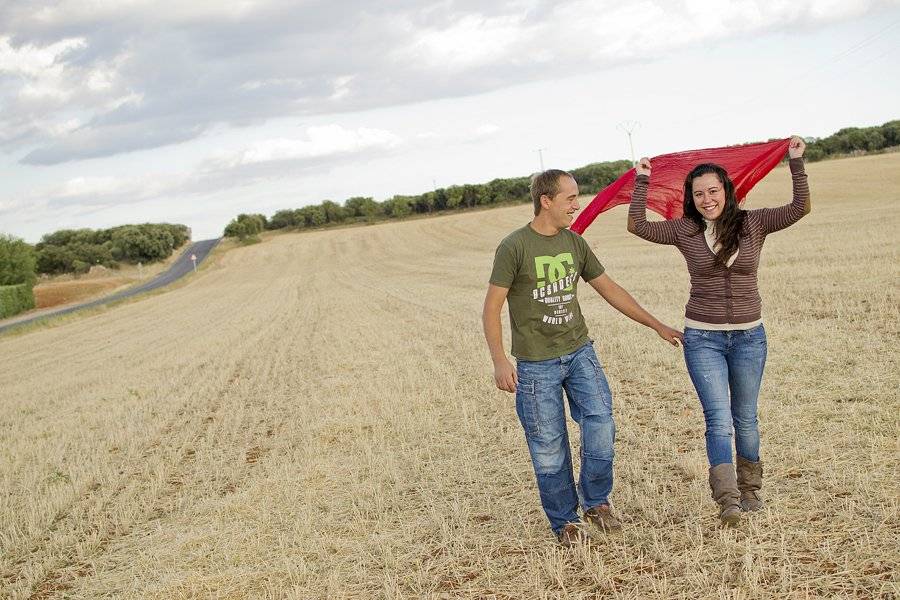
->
xmin=399 ymin=13 xmax=528 ymax=70
xmin=57 ymin=176 xmax=125 ymax=198
xmin=3 ymin=0 xmax=896 ymax=164
xmin=0 ymin=35 xmax=86 ymax=102
xmin=239 ymin=78 xmax=303 ymax=92
xmin=330 ymin=75 xmax=354 ymax=101
xmin=0 ymin=35 xmax=85 ymax=77
xmin=1 ymin=123 xmax=403 ymax=225
xmin=29 ymin=0 xmax=273 ymax=27
xmin=474 ymin=123 xmax=501 ymax=137
xmin=212 ymin=125 xmax=402 ymax=168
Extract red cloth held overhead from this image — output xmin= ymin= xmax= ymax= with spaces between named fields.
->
xmin=570 ymin=138 xmax=791 ymax=234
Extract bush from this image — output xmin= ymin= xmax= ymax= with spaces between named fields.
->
xmin=384 ymin=196 xmax=412 ymax=218
xmin=0 ymin=234 xmax=37 ymax=287
xmin=268 ymin=209 xmax=299 ymax=230
xmin=805 ymin=120 xmax=900 ymax=162
xmin=36 ymin=245 xmax=76 ymax=274
xmin=165 ymin=224 xmax=191 ymax=248
xmin=224 ymin=214 xmax=266 ymax=240
xmin=110 ymin=225 xmax=174 ymax=262
xmin=321 ymin=200 xmax=347 ymax=223
xmin=345 ymin=196 xmax=380 ymax=219
xmin=571 ymin=160 xmax=633 ymax=195
xmin=35 ymin=223 xmax=190 ymax=274
xmin=299 ymin=206 xmax=326 ymax=227
xmin=0 ymin=284 xmax=35 ymax=319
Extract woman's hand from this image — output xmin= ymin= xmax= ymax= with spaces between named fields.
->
xmin=788 ymin=135 xmax=806 ymax=159
xmin=635 ymin=157 xmax=652 ymax=177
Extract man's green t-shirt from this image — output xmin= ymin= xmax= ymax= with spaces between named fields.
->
xmin=489 ymin=224 xmax=605 ymax=361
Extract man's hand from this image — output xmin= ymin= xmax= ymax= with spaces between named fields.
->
xmin=493 ymin=357 xmax=518 ymax=393
xmin=656 ymin=324 xmax=684 ymax=347
xmin=635 ymin=157 xmax=652 ymax=177
xmin=788 ymin=135 xmax=805 ymax=159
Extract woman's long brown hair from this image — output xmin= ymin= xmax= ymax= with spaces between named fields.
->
xmin=683 ymin=163 xmax=744 ymax=267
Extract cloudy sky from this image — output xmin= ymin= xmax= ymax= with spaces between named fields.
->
xmin=2 ymin=0 xmax=899 ymax=242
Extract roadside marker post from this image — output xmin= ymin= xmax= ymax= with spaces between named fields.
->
xmin=191 ymin=254 xmax=197 ymax=273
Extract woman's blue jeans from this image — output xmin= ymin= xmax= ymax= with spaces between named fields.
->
xmin=515 ymin=341 xmax=615 ymax=535
xmin=683 ymin=324 xmax=768 ymax=467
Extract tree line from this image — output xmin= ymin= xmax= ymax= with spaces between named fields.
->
xmin=222 ymin=119 xmax=899 ymax=239
xmin=0 ymin=223 xmax=190 ymax=281
xmin=223 ymin=160 xmax=634 ymax=239
xmin=33 ymin=223 xmax=191 ymax=275
xmin=802 ymin=119 xmax=899 ymax=162
xmin=0 ymin=223 xmax=190 ymax=318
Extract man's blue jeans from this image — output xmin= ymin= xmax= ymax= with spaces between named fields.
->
xmin=683 ymin=325 xmax=768 ymax=467
xmin=515 ymin=341 xmax=615 ymax=535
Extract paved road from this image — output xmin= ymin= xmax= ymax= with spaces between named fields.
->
xmin=0 ymin=238 xmax=220 ymax=335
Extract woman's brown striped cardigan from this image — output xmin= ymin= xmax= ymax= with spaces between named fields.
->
xmin=628 ymin=158 xmax=810 ymax=325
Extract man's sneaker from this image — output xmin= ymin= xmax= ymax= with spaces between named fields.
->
xmin=584 ymin=504 xmax=622 ymax=533
xmin=556 ymin=522 xmax=591 ymax=547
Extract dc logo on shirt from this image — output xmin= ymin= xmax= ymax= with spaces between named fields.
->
xmin=534 ymin=253 xmax=575 ymax=291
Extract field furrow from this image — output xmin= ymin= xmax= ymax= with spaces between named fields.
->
xmin=2 ymin=154 xmax=898 ymax=599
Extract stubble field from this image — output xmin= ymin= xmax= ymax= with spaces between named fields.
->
xmin=1 ymin=154 xmax=898 ymax=599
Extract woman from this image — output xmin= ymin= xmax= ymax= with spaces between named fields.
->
xmin=626 ymin=136 xmax=810 ymax=525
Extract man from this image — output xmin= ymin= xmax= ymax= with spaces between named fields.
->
xmin=483 ymin=169 xmax=683 ymax=547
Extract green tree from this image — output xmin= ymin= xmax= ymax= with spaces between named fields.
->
xmin=345 ymin=196 xmax=380 ymax=219
xmin=69 ymin=241 xmax=115 ymax=267
xmin=0 ymin=233 xmax=37 ymax=286
xmin=300 ymin=205 xmax=327 ymax=227
xmin=165 ymin=224 xmax=191 ymax=248
xmin=36 ymin=245 xmax=76 ymax=274
xmin=224 ymin=214 xmax=265 ymax=240
xmin=111 ymin=225 xmax=175 ymax=262
xmin=432 ymin=189 xmax=449 ymax=211
xmin=881 ymin=120 xmax=900 ymax=146
xmin=268 ymin=209 xmax=299 ymax=229
xmin=413 ymin=192 xmax=435 ymax=213
xmin=384 ymin=196 xmax=412 ymax=218
xmin=445 ymin=186 xmax=464 ymax=210
xmin=321 ymin=200 xmax=347 ymax=223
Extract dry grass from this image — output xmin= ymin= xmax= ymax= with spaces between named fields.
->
xmin=1 ymin=154 xmax=898 ymax=599
xmin=18 ymin=247 xmax=187 ymax=315
xmin=33 ymin=279 xmax=130 ymax=309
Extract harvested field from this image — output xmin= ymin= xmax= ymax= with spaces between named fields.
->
xmin=1 ymin=154 xmax=898 ymax=599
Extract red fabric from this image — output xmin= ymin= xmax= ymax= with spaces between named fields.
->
xmin=570 ymin=138 xmax=791 ymax=234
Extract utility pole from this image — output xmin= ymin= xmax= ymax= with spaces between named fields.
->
xmin=617 ymin=121 xmax=639 ymax=165
xmin=536 ymin=148 xmax=546 ymax=172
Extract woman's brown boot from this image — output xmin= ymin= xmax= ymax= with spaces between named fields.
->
xmin=736 ymin=456 xmax=764 ymax=511
xmin=709 ymin=463 xmax=742 ymax=526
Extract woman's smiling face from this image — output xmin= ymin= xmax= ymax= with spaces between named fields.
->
xmin=691 ymin=172 xmax=725 ymax=221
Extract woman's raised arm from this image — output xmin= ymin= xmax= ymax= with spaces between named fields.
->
xmin=753 ymin=136 xmax=811 ymax=234
xmin=626 ymin=157 xmax=678 ymax=245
